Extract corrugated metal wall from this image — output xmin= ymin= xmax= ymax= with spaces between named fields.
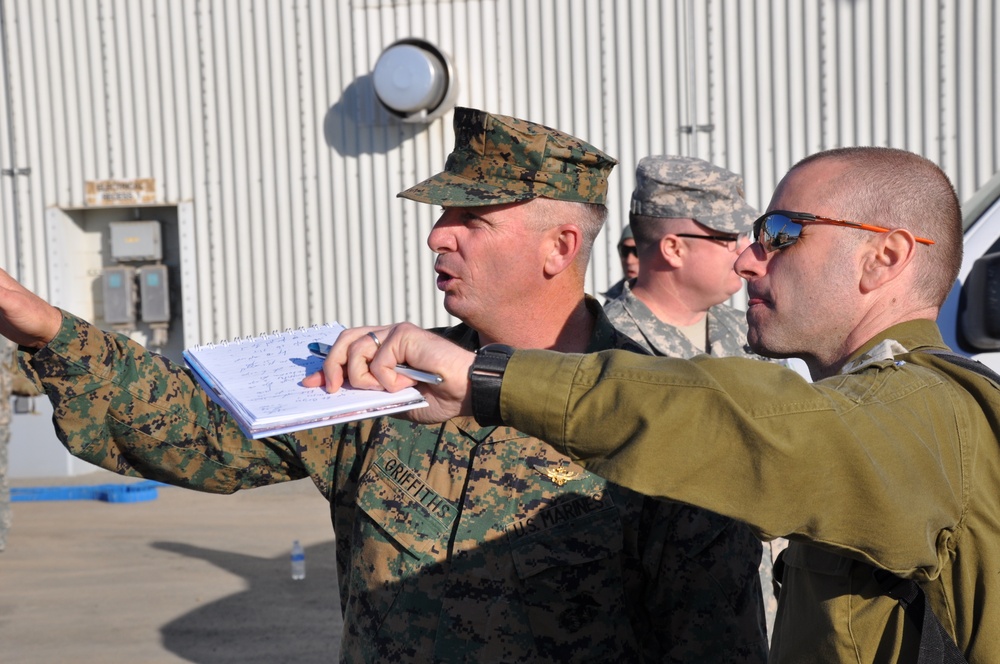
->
xmin=1 ymin=0 xmax=998 ymax=348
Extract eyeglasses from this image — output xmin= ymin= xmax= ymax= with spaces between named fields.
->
xmin=752 ymin=210 xmax=935 ymax=253
xmin=618 ymin=244 xmax=638 ymax=259
xmin=674 ymin=233 xmax=742 ymax=251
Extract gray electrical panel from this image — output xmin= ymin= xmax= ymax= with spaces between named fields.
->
xmin=102 ymin=266 xmax=136 ymax=324
xmin=138 ymin=265 xmax=171 ymax=323
xmin=109 ymin=221 xmax=162 ymax=262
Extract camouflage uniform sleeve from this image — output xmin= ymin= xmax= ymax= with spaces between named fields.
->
xmin=6 ymin=340 xmax=44 ymax=396
xmin=23 ymin=310 xmax=307 ymax=493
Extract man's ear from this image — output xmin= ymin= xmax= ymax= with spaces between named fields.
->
xmin=659 ymin=234 xmax=684 ymax=268
xmin=543 ymin=224 xmax=583 ymax=276
xmin=859 ymin=229 xmax=918 ymax=293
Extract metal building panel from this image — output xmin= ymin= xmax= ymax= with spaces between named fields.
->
xmin=9 ymin=0 xmax=46 ymax=293
xmin=76 ymin=1 xmax=103 ymax=197
xmin=53 ymin=0 xmax=79 ymax=193
xmin=0 ymin=0 xmax=17 ymax=278
xmin=210 ymin=2 xmax=241 ymax=334
xmin=688 ymin=0 xmax=712 ymax=160
xmin=2 ymin=0 xmax=999 ymax=351
xmin=581 ymin=0 xmax=610 ymax=290
xmin=971 ymin=0 xmax=997 ymax=185
xmin=177 ymin=200 xmax=201 ymax=348
xmin=37 ymin=0 xmax=67 ymax=204
xmin=356 ymin=11 xmax=391 ymax=327
xmin=325 ymin=0 xmax=358 ymax=330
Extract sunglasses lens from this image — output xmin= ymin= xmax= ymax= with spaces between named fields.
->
xmin=619 ymin=245 xmax=637 ymax=258
xmin=757 ymin=214 xmax=802 ymax=252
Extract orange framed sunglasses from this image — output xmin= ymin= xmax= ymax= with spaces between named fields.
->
xmin=752 ymin=211 xmax=935 ymax=252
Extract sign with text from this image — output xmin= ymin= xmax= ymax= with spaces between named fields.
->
xmin=85 ymin=178 xmax=156 ymax=206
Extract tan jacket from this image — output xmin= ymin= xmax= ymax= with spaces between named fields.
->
xmin=499 ymin=319 xmax=998 ymax=663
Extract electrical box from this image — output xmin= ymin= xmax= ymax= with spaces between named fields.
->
xmin=109 ymin=221 xmax=162 ymax=262
xmin=138 ymin=265 xmax=171 ymax=323
xmin=102 ymin=266 xmax=136 ymax=324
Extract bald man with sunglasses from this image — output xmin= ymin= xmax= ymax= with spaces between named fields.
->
xmin=319 ymin=146 xmax=996 ymax=662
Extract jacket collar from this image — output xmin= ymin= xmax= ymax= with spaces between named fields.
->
xmin=839 ymin=319 xmax=948 ymax=375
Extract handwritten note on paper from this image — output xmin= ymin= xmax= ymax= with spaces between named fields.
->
xmin=183 ymin=323 xmax=427 ymax=438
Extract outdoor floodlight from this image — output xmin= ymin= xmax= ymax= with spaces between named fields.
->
xmin=373 ymin=39 xmax=458 ymax=123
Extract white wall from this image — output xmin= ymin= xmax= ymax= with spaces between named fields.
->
xmin=2 ymin=0 xmax=997 ymax=338
xmin=1 ymin=0 xmax=999 ymax=475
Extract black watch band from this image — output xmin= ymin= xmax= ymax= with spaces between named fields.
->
xmin=469 ymin=343 xmax=515 ymax=426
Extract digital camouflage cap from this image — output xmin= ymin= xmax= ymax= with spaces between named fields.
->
xmin=398 ymin=107 xmax=617 ymax=206
xmin=629 ymin=156 xmax=757 ymax=234
xmin=617 ymin=224 xmax=634 ymax=249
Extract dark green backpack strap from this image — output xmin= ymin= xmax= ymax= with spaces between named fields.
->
xmin=921 ymin=349 xmax=1000 ymax=386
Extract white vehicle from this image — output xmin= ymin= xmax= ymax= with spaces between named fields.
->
xmin=939 ymin=170 xmax=1000 ymax=372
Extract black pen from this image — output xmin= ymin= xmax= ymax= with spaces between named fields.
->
xmin=308 ymin=342 xmax=444 ymax=384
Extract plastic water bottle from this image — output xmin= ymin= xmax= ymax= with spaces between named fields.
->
xmin=290 ymin=540 xmax=306 ymax=580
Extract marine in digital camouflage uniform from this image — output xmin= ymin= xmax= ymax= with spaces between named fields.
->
xmin=9 ymin=109 xmax=766 ymax=662
xmin=605 ymin=155 xmax=787 ymax=638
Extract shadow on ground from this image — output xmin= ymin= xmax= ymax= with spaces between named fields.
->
xmin=154 ymin=540 xmax=343 ymax=663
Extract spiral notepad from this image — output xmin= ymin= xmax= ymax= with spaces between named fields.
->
xmin=182 ymin=322 xmax=427 ymax=439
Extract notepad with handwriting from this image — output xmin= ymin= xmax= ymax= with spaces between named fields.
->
xmin=183 ymin=323 xmax=427 ymax=439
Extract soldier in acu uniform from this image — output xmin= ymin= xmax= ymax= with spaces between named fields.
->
xmin=600 ymin=224 xmax=637 ymax=302
xmin=605 ymin=156 xmax=760 ymax=359
xmin=605 ymin=155 xmax=787 ymax=637
xmin=0 ymin=108 xmax=766 ymax=662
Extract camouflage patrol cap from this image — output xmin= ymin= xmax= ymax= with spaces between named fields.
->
xmin=629 ymin=156 xmax=757 ymax=234
xmin=617 ymin=224 xmax=634 ymax=249
xmin=398 ymin=107 xmax=618 ymax=206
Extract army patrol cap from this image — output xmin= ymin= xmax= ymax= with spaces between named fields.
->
xmin=398 ymin=107 xmax=618 ymax=206
xmin=629 ymin=156 xmax=757 ymax=234
xmin=617 ymin=224 xmax=634 ymax=249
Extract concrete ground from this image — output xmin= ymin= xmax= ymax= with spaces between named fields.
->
xmin=1 ymin=470 xmax=343 ymax=663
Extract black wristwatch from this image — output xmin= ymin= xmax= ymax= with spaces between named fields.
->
xmin=469 ymin=343 xmax=515 ymax=426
